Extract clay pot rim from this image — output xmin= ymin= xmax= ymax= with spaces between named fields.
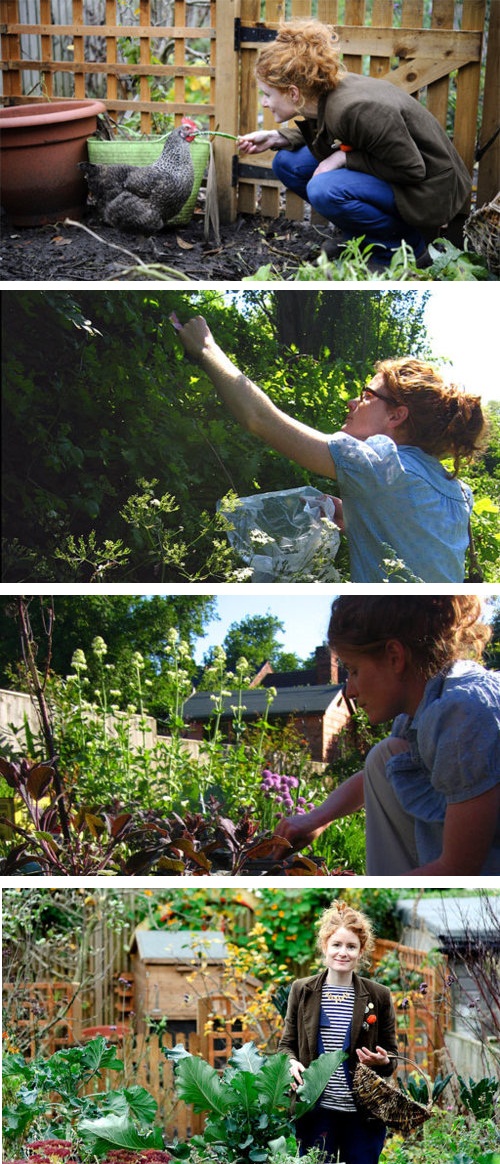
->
xmin=0 ymin=99 xmax=106 ymax=128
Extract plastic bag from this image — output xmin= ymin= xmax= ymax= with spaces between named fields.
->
xmin=219 ymin=486 xmax=341 ymax=581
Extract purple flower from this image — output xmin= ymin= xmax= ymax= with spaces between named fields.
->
xmin=419 ymin=983 xmax=428 ymax=995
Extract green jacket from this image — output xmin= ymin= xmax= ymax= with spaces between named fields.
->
xmin=278 ymin=969 xmax=398 ymax=1080
xmin=278 ymin=72 xmax=471 ymax=227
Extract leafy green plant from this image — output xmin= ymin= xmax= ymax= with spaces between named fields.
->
xmin=2 ymin=1037 xmax=161 ymax=1157
xmin=400 ymin=1071 xmax=452 ymax=1105
xmin=244 ymin=237 xmax=493 ymax=284
xmin=457 ymin=1075 xmax=499 ymax=1120
xmin=0 ymin=754 xmax=340 ymax=877
xmin=380 ymin=1111 xmax=500 ymax=1164
xmin=166 ymin=1041 xmax=346 ymax=1162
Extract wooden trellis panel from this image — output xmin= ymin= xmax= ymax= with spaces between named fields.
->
xmin=1 ymin=0 xmax=217 ymax=133
xmin=235 ymin=0 xmax=488 ymax=220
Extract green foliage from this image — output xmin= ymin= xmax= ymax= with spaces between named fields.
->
xmin=202 ymin=613 xmax=302 ymax=675
xmin=457 ymin=1075 xmax=499 ymax=1121
xmin=1 ymin=624 xmax=367 ymax=872
xmin=1 ymin=1036 xmax=160 ymax=1156
xmin=168 ymin=1041 xmax=346 ymax=1162
xmin=244 ymin=238 xmax=493 ymax=283
xmin=401 ymin=1071 xmax=452 ymax=1106
xmin=380 ymin=1112 xmax=500 ymax=1164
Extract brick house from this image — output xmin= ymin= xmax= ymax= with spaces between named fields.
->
xmin=182 ymin=646 xmax=352 ymax=763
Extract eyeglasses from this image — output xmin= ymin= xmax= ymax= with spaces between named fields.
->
xmin=359 ymin=386 xmax=399 ymax=406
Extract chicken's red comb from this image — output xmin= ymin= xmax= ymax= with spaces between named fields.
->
xmin=181 ymin=117 xmax=199 ymax=132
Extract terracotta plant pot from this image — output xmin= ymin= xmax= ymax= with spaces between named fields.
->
xmin=0 ymin=99 xmax=106 ymax=226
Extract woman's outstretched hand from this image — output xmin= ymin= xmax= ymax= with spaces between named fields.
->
xmin=238 ymin=130 xmax=290 ymax=154
xmin=268 ymin=812 xmax=324 ymax=861
xmin=170 ymin=314 xmax=213 ymax=362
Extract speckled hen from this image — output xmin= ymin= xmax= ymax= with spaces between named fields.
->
xmin=80 ymin=123 xmax=196 ymax=232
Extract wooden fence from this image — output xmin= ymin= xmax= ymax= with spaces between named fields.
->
xmin=373 ymin=938 xmax=450 ymax=1076
xmin=1 ymin=0 xmax=497 ymax=220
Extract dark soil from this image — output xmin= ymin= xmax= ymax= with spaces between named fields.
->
xmin=0 ymin=203 xmax=324 ymax=281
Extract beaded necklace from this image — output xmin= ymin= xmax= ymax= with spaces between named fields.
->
xmin=324 ymin=985 xmax=354 ymax=1004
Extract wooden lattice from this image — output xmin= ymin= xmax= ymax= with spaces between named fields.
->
xmin=1 ymin=0 xmax=217 ymax=133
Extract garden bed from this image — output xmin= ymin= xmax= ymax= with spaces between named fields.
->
xmin=0 ymin=205 xmax=484 ymax=282
xmin=0 ymin=207 xmax=324 ymax=282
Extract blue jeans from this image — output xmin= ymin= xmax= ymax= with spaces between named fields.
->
xmin=296 ymin=1107 xmax=386 ymax=1164
xmin=273 ymin=145 xmax=425 ymax=261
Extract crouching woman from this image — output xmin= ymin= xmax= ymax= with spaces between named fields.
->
xmin=279 ymin=902 xmax=398 ymax=1164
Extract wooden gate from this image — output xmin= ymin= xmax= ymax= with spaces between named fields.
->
xmin=230 ymin=0 xmax=496 ymax=222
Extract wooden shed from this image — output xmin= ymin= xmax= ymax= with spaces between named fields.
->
xmin=129 ymin=929 xmax=228 ymax=1035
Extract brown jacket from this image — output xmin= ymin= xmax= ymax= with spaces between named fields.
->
xmin=278 ymin=969 xmax=398 ymax=1082
xmin=279 ymin=72 xmax=471 ymax=227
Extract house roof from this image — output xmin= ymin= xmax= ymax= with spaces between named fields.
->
xmin=183 ymin=683 xmax=343 ymax=721
xmin=397 ymin=896 xmax=500 ymax=944
xmin=130 ymin=930 xmax=228 ymax=963
xmin=261 ymin=667 xmax=318 ymax=689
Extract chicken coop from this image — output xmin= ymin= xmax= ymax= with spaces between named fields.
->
xmin=129 ymin=928 xmax=228 ymax=1036
xmin=1 ymin=0 xmax=498 ymax=222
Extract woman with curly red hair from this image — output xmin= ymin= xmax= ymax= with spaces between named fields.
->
xmin=239 ymin=20 xmax=471 ymax=266
xmin=174 ymin=316 xmax=488 ymax=582
xmin=273 ymin=596 xmax=500 ymax=876
xmin=279 ymin=901 xmax=398 ymax=1164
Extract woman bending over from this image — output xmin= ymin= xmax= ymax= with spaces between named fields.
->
xmin=273 ymin=595 xmax=500 ymax=876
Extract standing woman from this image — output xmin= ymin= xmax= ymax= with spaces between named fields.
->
xmin=238 ymin=20 xmax=472 ymax=266
xmin=280 ymin=901 xmax=398 ymax=1164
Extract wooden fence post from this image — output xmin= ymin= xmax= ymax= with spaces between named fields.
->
xmin=214 ymin=0 xmax=241 ymax=221
xmin=476 ymin=0 xmax=500 ymax=205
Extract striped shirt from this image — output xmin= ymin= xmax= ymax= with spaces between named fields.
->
xmin=319 ymin=983 xmax=356 ymax=1111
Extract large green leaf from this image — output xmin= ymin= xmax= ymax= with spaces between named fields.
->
xmin=82 ymin=1035 xmax=124 ymax=1073
xmin=220 ymin=1069 xmax=259 ymax=1119
xmin=123 ymin=1084 xmax=158 ymax=1125
xmin=295 ymin=1050 xmax=348 ymax=1117
xmin=175 ymin=1054 xmax=229 ymax=1115
xmin=229 ymin=1042 xmax=265 ymax=1075
xmin=79 ymin=1113 xmax=164 ymax=1156
xmin=254 ymin=1054 xmax=293 ymax=1111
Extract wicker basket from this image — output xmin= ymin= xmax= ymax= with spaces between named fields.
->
xmin=464 ymin=192 xmax=500 ymax=277
xmin=85 ymin=135 xmax=210 ymax=225
xmin=353 ymin=1062 xmax=433 ymax=1135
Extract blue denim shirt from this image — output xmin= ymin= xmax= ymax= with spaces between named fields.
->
xmin=327 ymin=433 xmax=472 ymax=582
xmin=388 ymin=661 xmax=500 ymax=872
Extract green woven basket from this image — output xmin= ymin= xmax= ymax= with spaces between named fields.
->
xmin=86 ymin=135 xmax=210 ymax=225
